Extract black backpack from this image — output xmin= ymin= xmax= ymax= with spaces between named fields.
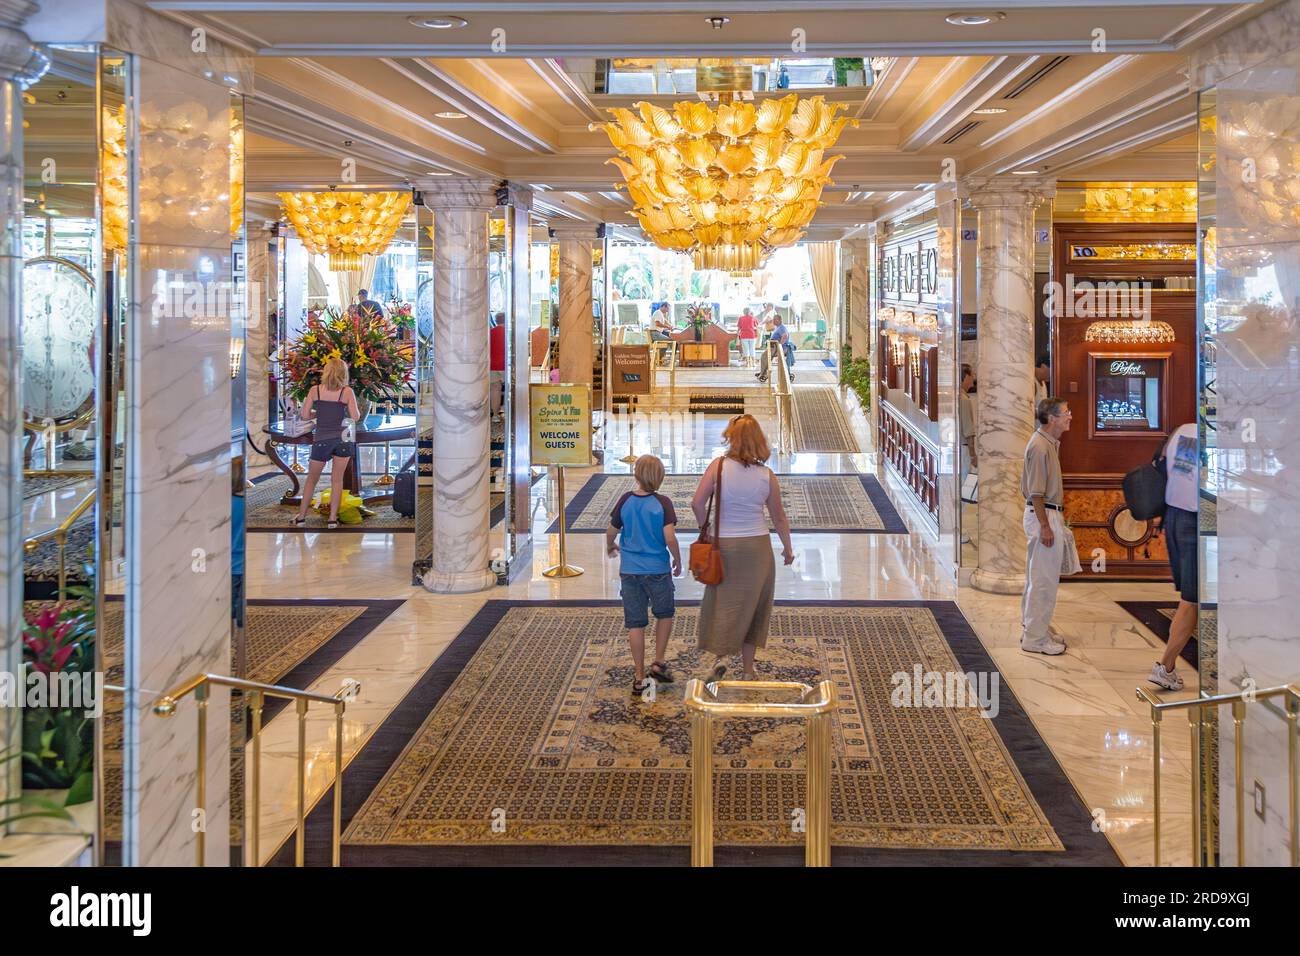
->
xmin=392 ymin=458 xmax=416 ymax=517
xmin=1122 ymin=449 xmax=1168 ymax=521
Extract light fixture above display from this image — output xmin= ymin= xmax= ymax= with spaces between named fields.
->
xmin=408 ymin=15 xmax=468 ymax=29
xmin=277 ymin=190 xmax=412 ymax=272
xmin=1083 ymin=320 xmax=1176 ymax=344
xmin=590 ymin=85 xmax=856 ymax=272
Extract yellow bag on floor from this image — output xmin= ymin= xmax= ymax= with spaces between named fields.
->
xmin=313 ymin=488 xmax=371 ymax=524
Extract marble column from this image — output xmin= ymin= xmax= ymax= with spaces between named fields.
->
xmin=420 ymin=179 xmax=497 ymax=594
xmin=243 ymin=222 xmax=275 ymax=471
xmin=843 ymin=238 xmax=871 ymax=361
xmin=553 ymin=221 xmax=598 ymax=386
xmin=962 ymin=177 xmax=1054 ymax=594
xmin=0 ymin=1 xmax=42 ymax=827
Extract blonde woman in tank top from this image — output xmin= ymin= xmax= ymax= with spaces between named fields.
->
xmin=292 ymin=356 xmax=361 ymax=529
xmin=691 ymin=415 xmax=795 ymax=681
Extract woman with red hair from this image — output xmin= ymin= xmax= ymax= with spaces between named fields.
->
xmin=691 ymin=415 xmax=795 ymax=681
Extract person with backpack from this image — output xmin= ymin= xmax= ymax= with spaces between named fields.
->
xmin=1149 ymin=422 xmax=1199 ymax=690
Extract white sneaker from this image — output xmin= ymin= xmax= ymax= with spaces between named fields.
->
xmin=1021 ymin=635 xmax=1067 ymax=656
xmin=1148 ymin=662 xmax=1184 ymax=690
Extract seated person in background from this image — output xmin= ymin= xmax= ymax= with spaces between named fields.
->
xmin=649 ymin=302 xmax=674 ymax=341
xmin=755 ymin=315 xmax=795 ymax=383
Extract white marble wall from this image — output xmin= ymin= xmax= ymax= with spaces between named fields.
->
xmin=1192 ymin=9 xmax=1300 ymax=865
xmin=420 ymin=180 xmax=497 ymax=594
xmin=121 ymin=56 xmax=240 ymax=867
xmin=843 ymin=238 xmax=870 ymax=362
xmin=962 ymin=178 xmax=1054 ymax=594
xmin=0 ymin=6 xmax=37 ymax=821
xmin=554 ymin=223 xmax=596 ymax=386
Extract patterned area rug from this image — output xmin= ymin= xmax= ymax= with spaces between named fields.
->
xmin=549 ymin=472 xmax=907 ymax=535
xmin=278 ymin=601 xmax=1119 ymax=866
xmin=24 ymin=513 xmax=94 ymax=594
xmin=94 ymin=597 xmax=404 ymax=845
xmin=247 ymin=473 xmax=413 ymax=533
xmin=791 ymin=386 xmax=860 ymax=454
xmin=1118 ymin=601 xmax=1198 ymax=668
xmin=23 ymin=472 xmax=92 ymax=499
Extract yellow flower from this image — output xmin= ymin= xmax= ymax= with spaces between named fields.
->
xmin=304 ymin=333 xmax=316 ymax=344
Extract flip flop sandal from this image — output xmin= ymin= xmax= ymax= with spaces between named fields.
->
xmin=631 ymin=677 xmax=654 ymax=696
xmin=648 ymin=661 xmax=675 ymax=683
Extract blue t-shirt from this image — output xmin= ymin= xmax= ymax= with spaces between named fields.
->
xmin=771 ymin=322 xmax=789 ymax=344
xmin=610 ymin=491 xmax=677 ymax=575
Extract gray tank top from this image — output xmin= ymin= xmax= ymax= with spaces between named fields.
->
xmin=314 ymin=387 xmax=349 ymax=442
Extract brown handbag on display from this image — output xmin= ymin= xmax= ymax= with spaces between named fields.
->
xmin=690 ymin=458 xmax=725 ymax=585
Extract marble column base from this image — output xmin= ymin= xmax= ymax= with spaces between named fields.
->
xmin=421 ymin=568 xmax=498 ymax=593
xmin=970 ymin=567 xmax=1027 ymax=595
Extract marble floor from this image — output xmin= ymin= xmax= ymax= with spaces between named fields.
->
xmin=235 ymin=378 xmax=1200 ymax=867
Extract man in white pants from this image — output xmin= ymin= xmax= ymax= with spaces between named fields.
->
xmin=1021 ymin=397 xmax=1072 ymax=655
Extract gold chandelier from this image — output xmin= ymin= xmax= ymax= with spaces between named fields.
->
xmin=590 ymin=93 xmax=855 ymax=272
xmin=1084 ymin=320 xmax=1176 ymax=344
xmin=277 ymin=191 xmax=411 ymax=272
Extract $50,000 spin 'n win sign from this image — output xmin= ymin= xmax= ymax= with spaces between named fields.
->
xmin=530 ymin=383 xmax=592 ymax=466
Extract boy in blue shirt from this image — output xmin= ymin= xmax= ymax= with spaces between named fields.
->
xmin=606 ymin=454 xmax=681 ymax=694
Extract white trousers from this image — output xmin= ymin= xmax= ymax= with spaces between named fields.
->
xmin=1021 ymin=506 xmax=1064 ymax=643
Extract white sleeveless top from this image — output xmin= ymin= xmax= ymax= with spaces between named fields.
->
xmin=716 ymin=457 xmax=772 ymax=538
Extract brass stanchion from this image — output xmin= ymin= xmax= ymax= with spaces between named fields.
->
xmin=374 ymin=401 xmax=396 ymax=485
xmin=620 ymin=395 xmax=638 ymax=464
xmin=685 ymin=678 xmax=835 ymax=867
xmin=543 ymin=466 xmax=584 ymax=578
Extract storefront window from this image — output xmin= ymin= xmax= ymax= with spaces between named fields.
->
xmin=1092 ymin=356 xmax=1165 ymax=432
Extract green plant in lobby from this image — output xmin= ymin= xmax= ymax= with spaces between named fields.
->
xmin=21 ymin=596 xmax=95 ymax=805
xmin=840 ymin=344 xmax=871 ymax=410
xmin=0 ymin=747 xmax=75 ymax=855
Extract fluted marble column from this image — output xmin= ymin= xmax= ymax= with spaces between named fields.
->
xmin=553 ymin=221 xmax=598 ymax=386
xmin=421 ymin=180 xmax=497 ymax=593
xmin=843 ymin=238 xmax=871 ymax=361
xmin=0 ymin=1 xmax=43 ymax=827
xmin=962 ymin=177 xmax=1054 ymax=594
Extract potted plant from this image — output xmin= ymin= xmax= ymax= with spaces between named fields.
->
xmin=686 ymin=303 xmax=712 ymax=341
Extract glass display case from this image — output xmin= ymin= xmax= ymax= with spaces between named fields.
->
xmin=1090 ymin=354 xmax=1168 ymax=434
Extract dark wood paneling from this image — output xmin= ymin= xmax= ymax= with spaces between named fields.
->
xmin=878 ymin=401 xmax=938 ymax=529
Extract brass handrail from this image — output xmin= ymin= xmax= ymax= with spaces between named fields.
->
xmin=685 ymin=678 xmax=835 ymax=866
xmin=23 ymin=488 xmax=95 ymax=600
xmin=1135 ymin=682 xmax=1299 ymax=867
xmin=769 ymin=340 xmax=794 ymax=454
xmin=153 ymin=672 xmax=357 ymax=868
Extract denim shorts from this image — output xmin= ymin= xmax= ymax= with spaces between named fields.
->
xmin=310 ymin=439 xmax=355 ymax=462
xmin=620 ymin=572 xmax=675 ymax=629
xmin=1164 ymin=505 xmax=1198 ymax=603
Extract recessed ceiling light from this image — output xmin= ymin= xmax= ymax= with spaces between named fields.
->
xmin=408 ymin=15 xmax=468 ymax=29
xmin=426 ymin=171 xmax=452 ymax=177
xmin=946 ymin=12 xmax=1005 ymax=26
xmin=972 ymin=107 xmax=1007 ymax=115
xmin=705 ymin=16 xmax=730 ymax=28
xmin=1012 ymin=169 xmax=1039 ymax=175
xmin=435 ymin=111 xmax=467 ymax=119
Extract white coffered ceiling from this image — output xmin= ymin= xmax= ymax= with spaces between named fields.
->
xmin=148 ymin=0 xmax=1263 ymax=234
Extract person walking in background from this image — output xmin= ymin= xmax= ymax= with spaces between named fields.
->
xmin=691 ymin=415 xmax=795 ymax=682
xmin=606 ymin=454 xmax=681 ymax=694
xmin=1149 ymin=421 xmax=1199 ymax=690
xmin=292 ymin=356 xmax=361 ymax=530
xmin=356 ymin=288 xmax=384 ymax=319
xmin=737 ymin=306 xmax=758 ymax=368
xmin=1021 ymin=397 xmax=1072 ymax=655
xmin=1034 ymin=354 xmax=1050 ymax=409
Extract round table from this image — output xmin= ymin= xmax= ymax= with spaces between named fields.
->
xmin=263 ymin=413 xmax=416 ymax=505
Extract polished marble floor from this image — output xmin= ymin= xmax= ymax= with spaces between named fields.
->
xmin=140 ymin=375 xmax=1202 ymax=865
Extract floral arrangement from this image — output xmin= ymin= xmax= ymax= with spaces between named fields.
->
xmin=22 ymin=597 xmax=95 ymax=804
xmin=686 ymin=302 xmax=713 ymax=339
xmin=388 ymin=301 xmax=414 ymax=330
xmin=284 ymin=306 xmax=414 ymax=405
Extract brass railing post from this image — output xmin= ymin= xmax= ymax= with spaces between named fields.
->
xmin=1232 ymin=698 xmax=1246 ymax=865
xmin=1288 ymin=691 xmax=1299 ymax=868
xmin=685 ymin=678 xmax=835 ymax=867
xmin=1150 ymin=696 xmax=1162 ymax=868
xmin=296 ymin=696 xmax=309 ymax=867
xmin=194 ymin=681 xmax=209 ymax=868
xmin=248 ymin=689 xmax=263 ymax=869
xmin=334 ymin=699 xmax=345 ymax=868
xmin=1189 ymin=707 xmax=1203 ymax=868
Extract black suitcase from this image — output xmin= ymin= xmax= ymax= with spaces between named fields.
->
xmin=1122 ymin=453 xmax=1167 ymax=521
xmin=392 ymin=461 xmax=415 ymax=517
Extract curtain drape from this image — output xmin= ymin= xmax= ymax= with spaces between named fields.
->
xmin=333 ymin=253 xmax=380 ymax=311
xmin=806 ymin=241 xmax=840 ymax=349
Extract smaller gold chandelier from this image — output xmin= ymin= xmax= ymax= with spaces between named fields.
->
xmin=1084 ymin=320 xmax=1176 ymax=344
xmin=278 ymin=191 xmax=411 ymax=272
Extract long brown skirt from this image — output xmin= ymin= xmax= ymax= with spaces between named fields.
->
xmin=698 ymin=535 xmax=776 ymax=656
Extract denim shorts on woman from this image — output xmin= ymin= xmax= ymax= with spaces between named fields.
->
xmin=619 ymin=572 xmax=675 ymax=629
xmin=309 ymin=439 xmax=356 ymax=462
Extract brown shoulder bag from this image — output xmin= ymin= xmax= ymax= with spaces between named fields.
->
xmin=689 ymin=458 xmax=725 ymax=585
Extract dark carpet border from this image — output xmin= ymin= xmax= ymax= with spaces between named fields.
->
xmin=1117 ymin=601 xmax=1198 ymax=668
xmin=274 ymin=599 xmax=1118 ymax=867
xmin=546 ymin=473 xmax=908 ymax=536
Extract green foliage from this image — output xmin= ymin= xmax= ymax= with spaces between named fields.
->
xmin=611 ymin=261 xmax=653 ymax=300
xmin=840 ymin=343 xmax=871 ymax=410
xmin=0 ymin=747 xmax=75 ymax=855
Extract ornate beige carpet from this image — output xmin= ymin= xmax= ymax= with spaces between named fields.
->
xmin=791 ymin=386 xmax=861 ymax=454
xmin=551 ymin=472 xmax=907 ymax=534
xmin=247 ymin=474 xmax=413 ymax=532
xmin=343 ymin=604 xmax=1063 ymax=853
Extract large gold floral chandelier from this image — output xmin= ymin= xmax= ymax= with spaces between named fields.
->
xmin=590 ymin=92 xmax=855 ymax=273
xmin=277 ymin=191 xmax=411 ymax=272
